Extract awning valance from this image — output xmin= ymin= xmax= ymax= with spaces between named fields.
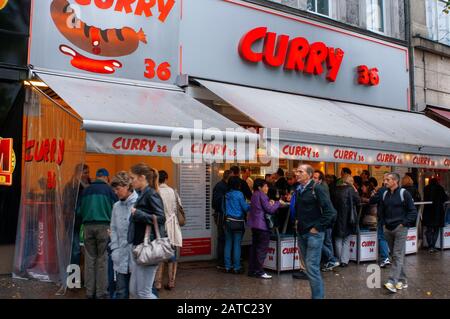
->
xmin=35 ymin=73 xmax=257 ymax=161
xmin=197 ymin=79 xmax=450 ymax=169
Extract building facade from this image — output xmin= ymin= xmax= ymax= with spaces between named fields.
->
xmin=266 ymin=0 xmax=405 ymax=40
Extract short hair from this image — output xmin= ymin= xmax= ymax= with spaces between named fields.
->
xmin=387 ymin=173 xmax=400 ymax=183
xmin=314 ymin=170 xmax=325 ymax=181
xmin=230 ymin=166 xmax=240 ymax=175
xmin=228 ymin=176 xmax=241 ymax=190
xmin=223 ymin=170 xmax=231 ymax=181
xmin=111 ymin=171 xmax=133 ymax=191
xmin=96 ymin=168 xmax=109 ymax=177
xmin=253 ymin=178 xmax=268 ymax=191
xmin=361 ymin=170 xmax=370 ymax=177
xmin=265 ymin=174 xmax=272 ymax=179
xmin=368 ymin=177 xmax=378 ymax=188
xmin=353 ymin=175 xmax=362 ymax=187
xmin=342 ymin=167 xmax=352 ymax=175
xmin=401 ymin=175 xmax=414 ymax=187
xmin=276 ymin=168 xmax=285 ymax=177
xmin=299 ymin=164 xmax=314 ymax=178
xmin=343 ymin=175 xmax=354 ymax=185
xmin=158 ymin=170 xmax=168 ymax=184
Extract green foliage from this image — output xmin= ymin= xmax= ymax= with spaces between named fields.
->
xmin=445 ymin=1 xmax=450 ymax=14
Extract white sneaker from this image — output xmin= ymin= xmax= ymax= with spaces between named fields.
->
xmin=384 ymin=282 xmax=397 ymax=293
xmin=260 ymin=273 xmax=272 ymax=279
xmin=395 ymin=282 xmax=408 ymax=290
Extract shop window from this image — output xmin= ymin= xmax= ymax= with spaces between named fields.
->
xmin=366 ymin=0 xmax=385 ymax=34
xmin=426 ymin=0 xmax=450 ymax=46
xmin=307 ymin=0 xmax=330 ymax=17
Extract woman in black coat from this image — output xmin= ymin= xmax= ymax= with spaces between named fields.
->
xmin=128 ymin=163 xmax=166 ymax=299
xmin=423 ymin=178 xmax=449 ymax=252
xmin=333 ymin=175 xmax=361 ymax=266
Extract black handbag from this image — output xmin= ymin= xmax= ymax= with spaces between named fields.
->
xmin=226 ymin=217 xmax=245 ymax=232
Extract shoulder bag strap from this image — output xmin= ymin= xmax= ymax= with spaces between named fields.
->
xmin=152 ymin=214 xmax=161 ymax=239
xmin=144 ymin=224 xmax=151 ymax=246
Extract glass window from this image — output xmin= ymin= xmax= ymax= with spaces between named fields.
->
xmin=426 ymin=0 xmax=450 ymax=46
xmin=366 ymin=0 xmax=385 ymax=33
xmin=307 ymin=0 xmax=330 ymax=17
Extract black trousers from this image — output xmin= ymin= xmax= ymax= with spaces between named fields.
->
xmin=426 ymin=226 xmax=440 ymax=249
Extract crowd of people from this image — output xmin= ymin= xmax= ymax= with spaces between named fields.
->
xmin=67 ymin=161 xmax=449 ymax=299
xmin=212 ymin=165 xmax=449 ymax=298
xmin=69 ymin=163 xmax=184 ymax=299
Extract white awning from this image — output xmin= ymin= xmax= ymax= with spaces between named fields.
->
xmin=35 ymin=73 xmax=257 ymax=161
xmin=197 ymin=79 xmax=450 ymax=169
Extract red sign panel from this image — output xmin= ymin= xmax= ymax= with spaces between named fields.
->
xmin=180 ymin=238 xmax=211 ymax=257
xmin=0 ymin=138 xmax=13 ymax=186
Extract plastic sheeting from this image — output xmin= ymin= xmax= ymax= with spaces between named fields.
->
xmin=13 ymin=87 xmax=85 ymax=287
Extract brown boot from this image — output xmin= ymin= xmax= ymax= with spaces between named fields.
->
xmin=154 ymin=263 xmax=164 ymax=290
xmin=165 ymin=262 xmax=177 ymax=290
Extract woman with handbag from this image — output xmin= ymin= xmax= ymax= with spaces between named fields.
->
xmin=154 ymin=170 xmax=183 ymax=290
xmin=224 ymin=176 xmax=250 ymax=274
xmin=128 ymin=163 xmax=166 ymax=299
xmin=247 ymin=179 xmax=284 ymax=279
xmin=333 ymin=175 xmax=361 ymax=267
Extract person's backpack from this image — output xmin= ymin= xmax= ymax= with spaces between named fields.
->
xmin=382 ymin=188 xmax=416 ymax=227
xmin=382 ymin=188 xmax=406 ymax=203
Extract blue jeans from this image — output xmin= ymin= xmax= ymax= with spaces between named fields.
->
xmin=321 ymin=228 xmax=337 ymax=264
xmin=378 ymin=222 xmax=390 ymax=260
xmin=224 ymin=226 xmax=244 ymax=271
xmin=298 ymin=231 xmax=325 ymax=299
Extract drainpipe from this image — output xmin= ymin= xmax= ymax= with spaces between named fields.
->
xmin=405 ymin=0 xmax=416 ymax=111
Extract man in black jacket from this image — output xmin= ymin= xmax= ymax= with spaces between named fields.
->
xmin=230 ymin=166 xmax=252 ymax=200
xmin=293 ymin=164 xmax=336 ymax=299
xmin=379 ymin=173 xmax=417 ymax=293
xmin=212 ymin=170 xmax=231 ymax=269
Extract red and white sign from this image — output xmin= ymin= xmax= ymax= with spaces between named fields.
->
xmin=263 ymin=240 xmax=277 ymax=270
xmin=278 ymin=142 xmax=450 ymax=169
xmin=263 ymin=237 xmax=301 ymax=271
xmin=359 ymin=232 xmax=378 ymax=262
xmin=30 ymin=0 xmax=178 ymax=83
xmin=405 ymin=227 xmax=418 ymax=255
xmin=86 ymin=132 xmax=254 ymax=161
xmin=180 ymin=238 xmax=211 ymax=257
xmin=349 ymin=235 xmax=357 ymax=261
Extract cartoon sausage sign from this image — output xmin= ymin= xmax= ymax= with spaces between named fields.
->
xmin=59 ymin=44 xmax=122 ymax=74
xmin=51 ymin=0 xmax=147 ymax=57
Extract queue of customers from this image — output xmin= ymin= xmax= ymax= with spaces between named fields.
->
xmin=71 ymin=163 xmax=184 ymax=299
xmin=212 ymin=165 xmax=448 ymax=298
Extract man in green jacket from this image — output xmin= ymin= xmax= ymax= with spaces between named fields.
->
xmin=77 ymin=168 xmax=118 ymax=299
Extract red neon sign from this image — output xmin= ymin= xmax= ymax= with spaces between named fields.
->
xmin=238 ymin=27 xmax=345 ymax=82
xmin=0 ymin=138 xmax=14 ymax=186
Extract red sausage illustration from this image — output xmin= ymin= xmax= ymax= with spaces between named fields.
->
xmin=59 ymin=44 xmax=122 ymax=74
xmin=51 ymin=0 xmax=147 ymax=57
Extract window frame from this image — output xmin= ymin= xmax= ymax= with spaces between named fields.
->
xmin=426 ymin=0 xmax=450 ymax=46
xmin=366 ymin=0 xmax=387 ymax=35
xmin=306 ymin=0 xmax=332 ymax=18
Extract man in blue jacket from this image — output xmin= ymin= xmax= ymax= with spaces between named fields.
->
xmin=292 ymin=164 xmax=336 ymax=299
xmin=379 ymin=173 xmax=417 ymax=293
